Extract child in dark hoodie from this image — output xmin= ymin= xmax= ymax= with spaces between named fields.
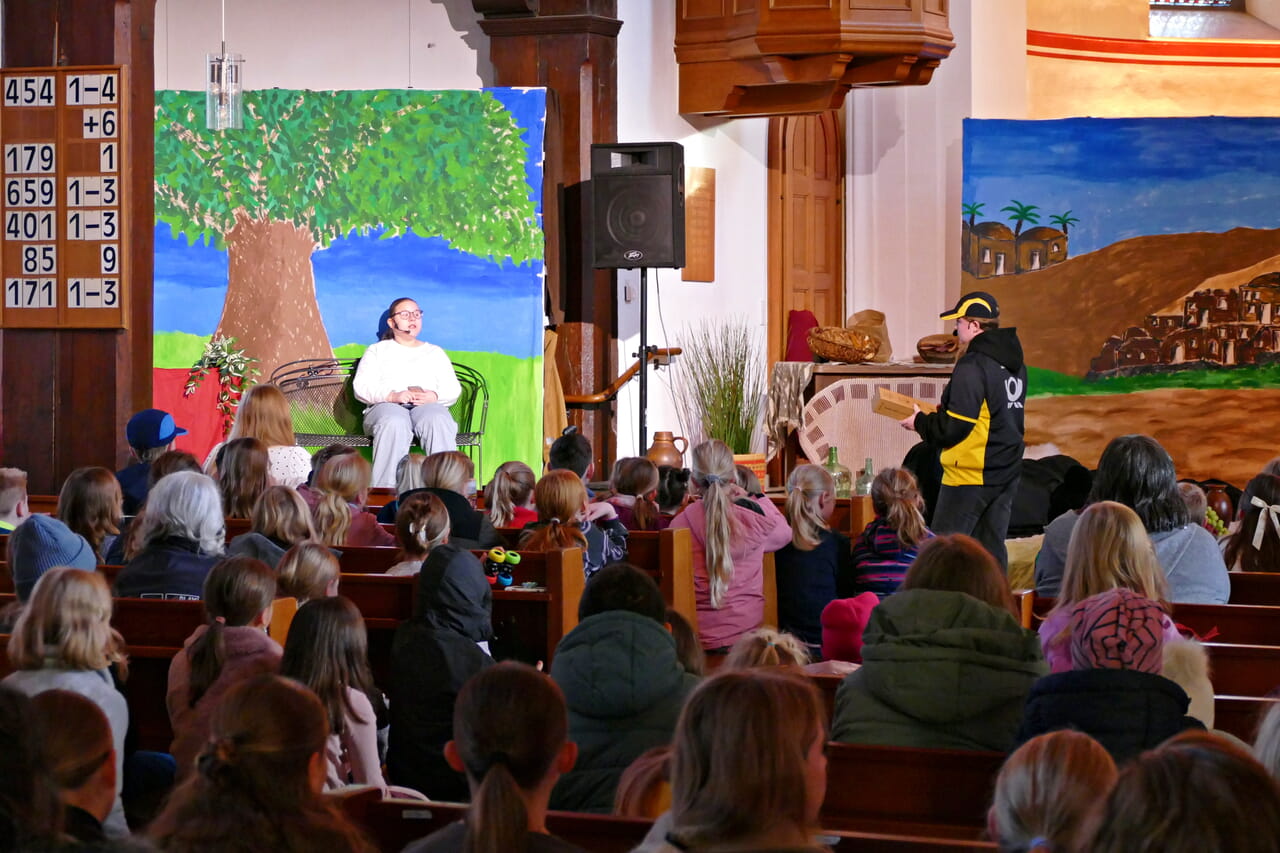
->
xmin=387 ymin=543 xmax=494 ymax=801
xmin=850 ymin=467 xmax=932 ymax=600
xmin=549 ymin=563 xmax=698 ymax=813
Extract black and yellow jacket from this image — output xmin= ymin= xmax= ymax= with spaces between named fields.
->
xmin=913 ymin=327 xmax=1026 ymax=487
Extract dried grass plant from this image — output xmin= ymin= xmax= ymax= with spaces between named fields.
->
xmin=670 ymin=316 xmax=764 ymax=453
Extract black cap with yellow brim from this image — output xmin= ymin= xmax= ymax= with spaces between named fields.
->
xmin=939 ymin=291 xmax=999 ymax=321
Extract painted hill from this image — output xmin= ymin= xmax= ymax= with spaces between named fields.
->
xmin=963 ymin=227 xmax=1280 ymax=377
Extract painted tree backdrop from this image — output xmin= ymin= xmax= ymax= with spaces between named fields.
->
xmin=153 ymin=88 xmax=546 ymax=479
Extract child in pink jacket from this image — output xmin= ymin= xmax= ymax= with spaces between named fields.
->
xmin=669 ymin=440 xmax=792 ymax=651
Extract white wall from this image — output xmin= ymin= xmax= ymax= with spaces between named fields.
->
xmin=611 ymin=0 xmax=771 ymax=458
xmin=154 ymin=0 xmax=488 ymax=90
xmin=845 ymin=0 xmax=1027 ymax=369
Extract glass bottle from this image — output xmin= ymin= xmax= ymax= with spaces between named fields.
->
xmin=824 ymin=447 xmax=852 ymax=499
xmin=855 ymin=457 xmax=874 ymax=496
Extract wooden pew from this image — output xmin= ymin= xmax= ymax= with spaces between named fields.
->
xmin=337 ymin=788 xmax=997 ymax=853
xmin=1023 ymin=594 xmax=1280 ymax=647
xmin=1216 ymin=694 xmax=1280 ymax=742
xmin=339 ymin=547 xmax=585 ymax=673
xmin=1230 ymin=572 xmax=1280 ymax=606
xmin=28 ymin=494 xmax=58 ymax=514
xmin=1202 ymin=643 xmax=1280 ymax=698
xmin=820 ymin=742 xmax=1000 ymax=837
xmin=494 ymin=526 xmax=699 ymax=629
xmin=768 ymin=493 xmax=874 ymax=539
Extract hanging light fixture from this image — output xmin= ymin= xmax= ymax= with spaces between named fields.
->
xmin=206 ymin=0 xmax=243 ymax=131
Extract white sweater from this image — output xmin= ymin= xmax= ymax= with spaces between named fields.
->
xmin=352 ymin=339 xmax=462 ymax=409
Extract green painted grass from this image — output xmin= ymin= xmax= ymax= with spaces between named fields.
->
xmin=153 ymin=332 xmax=542 ymax=481
xmin=1028 ymin=363 xmax=1280 ymax=398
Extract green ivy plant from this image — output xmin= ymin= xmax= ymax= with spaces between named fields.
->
xmin=184 ymin=335 xmax=260 ymax=437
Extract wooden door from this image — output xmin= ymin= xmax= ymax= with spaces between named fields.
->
xmin=767 ymin=111 xmax=845 ymax=365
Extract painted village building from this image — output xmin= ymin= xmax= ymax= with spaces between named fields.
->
xmin=962 ymin=222 xmax=1067 ymax=278
xmin=1091 ymin=274 xmax=1280 ymax=376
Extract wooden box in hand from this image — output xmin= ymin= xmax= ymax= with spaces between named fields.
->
xmin=872 ymin=386 xmax=938 ymax=420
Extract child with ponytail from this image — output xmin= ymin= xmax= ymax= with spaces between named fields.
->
xmin=669 ymin=440 xmax=792 ymax=652
xmin=520 ymin=469 xmax=628 ymax=580
xmin=485 ymin=460 xmax=538 ymax=529
xmin=387 ymin=491 xmax=452 ymax=576
xmin=851 ymin=467 xmax=932 ymax=600
xmin=774 ymin=464 xmax=852 ymax=657
xmin=311 ymin=454 xmax=394 ymax=548
xmin=605 ymin=457 xmax=668 ymax=531
xmin=167 ymin=556 xmax=281 ymax=778
xmin=402 ymin=662 xmax=581 ymax=853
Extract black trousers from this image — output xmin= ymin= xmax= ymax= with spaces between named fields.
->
xmin=930 ymin=478 xmax=1019 ymax=571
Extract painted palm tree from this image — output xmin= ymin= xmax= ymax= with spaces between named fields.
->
xmin=1001 ymin=199 xmax=1041 ymax=237
xmin=962 ymin=201 xmax=985 ymax=227
xmin=1048 ymin=210 xmax=1079 ymax=234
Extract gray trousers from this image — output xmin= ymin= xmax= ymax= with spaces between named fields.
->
xmin=363 ymin=402 xmax=458 ymax=488
xmin=930 ymin=478 xmax=1019 ymax=571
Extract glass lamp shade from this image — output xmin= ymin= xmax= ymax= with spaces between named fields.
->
xmin=206 ymin=52 xmax=244 ymax=131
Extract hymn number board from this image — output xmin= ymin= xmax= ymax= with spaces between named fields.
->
xmin=0 ymin=65 xmax=127 ymax=328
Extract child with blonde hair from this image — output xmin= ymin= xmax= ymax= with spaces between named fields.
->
xmin=519 ymin=469 xmax=627 ymax=579
xmin=1040 ymin=500 xmax=1179 ymax=673
xmin=484 ymin=460 xmax=537 ymax=529
xmin=774 ymin=464 xmax=850 ymax=657
xmin=277 ymin=541 xmax=341 ymax=603
xmin=606 ymin=456 xmax=667 ymax=531
xmin=850 ymin=467 xmax=932 ymax=600
xmin=669 ymin=440 xmax=791 ymax=652
xmin=311 ymin=454 xmax=393 ymax=547
xmin=723 ymin=627 xmax=811 ymax=670
xmin=387 ymin=491 xmax=451 ymax=576
xmin=227 ymin=484 xmax=317 ymax=567
xmin=2 ymin=569 xmax=129 ymax=835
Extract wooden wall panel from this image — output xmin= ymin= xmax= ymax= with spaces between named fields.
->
xmin=1 ymin=0 xmax=155 ymax=490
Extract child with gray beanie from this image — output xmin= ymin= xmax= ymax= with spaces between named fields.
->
xmin=10 ymin=515 xmax=97 ymax=601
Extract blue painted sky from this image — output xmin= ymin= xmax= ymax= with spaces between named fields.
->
xmin=963 ymin=117 xmax=1280 ymax=256
xmin=154 ymin=87 xmax=546 ymax=359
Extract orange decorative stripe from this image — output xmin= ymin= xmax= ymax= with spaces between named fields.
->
xmin=1028 ymin=48 xmax=1280 ymax=68
xmin=1028 ymin=28 xmax=1280 ymax=60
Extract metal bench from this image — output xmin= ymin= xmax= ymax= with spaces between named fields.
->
xmin=269 ymin=357 xmax=488 ymax=474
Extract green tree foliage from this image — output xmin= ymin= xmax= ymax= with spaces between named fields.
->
xmin=154 ymin=89 xmax=541 ymax=263
xmin=1049 ymin=210 xmax=1079 ymax=234
xmin=1000 ymin=199 xmax=1041 ymax=237
xmin=962 ymin=201 xmax=985 ymax=227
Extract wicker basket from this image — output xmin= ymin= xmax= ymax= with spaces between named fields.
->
xmin=807 ymin=326 xmax=879 ymax=363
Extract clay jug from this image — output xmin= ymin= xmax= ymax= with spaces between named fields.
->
xmin=646 ymin=431 xmax=688 ymax=468
xmin=1204 ymin=483 xmax=1233 ymax=525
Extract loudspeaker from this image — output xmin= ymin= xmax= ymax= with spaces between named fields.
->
xmin=591 ymin=142 xmax=685 ymax=269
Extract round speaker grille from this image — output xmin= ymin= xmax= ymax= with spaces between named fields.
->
xmin=605 ymin=187 xmax=661 ymax=244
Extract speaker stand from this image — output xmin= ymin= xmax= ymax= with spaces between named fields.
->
xmin=637 ymin=266 xmax=655 ymax=457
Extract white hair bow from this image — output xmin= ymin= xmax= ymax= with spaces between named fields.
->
xmin=1251 ymin=494 xmax=1280 ymax=550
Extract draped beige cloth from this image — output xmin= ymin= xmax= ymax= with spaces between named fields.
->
xmin=543 ymin=329 xmax=568 ymax=465
xmin=765 ymin=361 xmax=813 ymax=463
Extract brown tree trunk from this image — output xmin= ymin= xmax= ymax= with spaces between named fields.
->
xmin=216 ymin=209 xmax=333 ymax=379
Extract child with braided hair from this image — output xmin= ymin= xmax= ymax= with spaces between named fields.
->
xmin=850 ymin=467 xmax=932 ymax=600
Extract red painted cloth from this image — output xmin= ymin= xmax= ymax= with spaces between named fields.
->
xmin=152 ymin=367 xmax=225 ymax=464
